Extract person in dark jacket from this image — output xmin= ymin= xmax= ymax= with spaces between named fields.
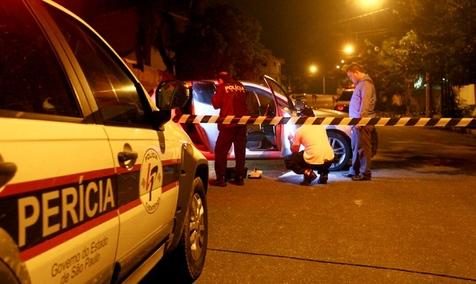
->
xmin=210 ymin=71 xmax=249 ymax=187
xmin=344 ymin=63 xmax=376 ymax=181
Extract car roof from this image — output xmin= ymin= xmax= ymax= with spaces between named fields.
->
xmin=187 ymin=79 xmax=289 ymax=103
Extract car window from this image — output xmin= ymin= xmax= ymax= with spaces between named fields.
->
xmin=264 ymin=78 xmax=291 ymax=110
xmin=46 ymin=6 xmax=149 ymax=125
xmin=0 ymin=0 xmax=81 ymax=117
xmin=192 ymin=82 xmax=215 ymax=105
xmin=339 ymin=90 xmax=353 ymax=101
xmin=245 ymin=90 xmax=261 ymax=116
xmin=245 ymin=86 xmax=276 ymax=117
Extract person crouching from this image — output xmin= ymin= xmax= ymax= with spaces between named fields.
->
xmin=285 ymin=125 xmax=335 ymax=185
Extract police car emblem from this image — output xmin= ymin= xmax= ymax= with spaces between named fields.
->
xmin=139 ymin=149 xmax=162 ymax=213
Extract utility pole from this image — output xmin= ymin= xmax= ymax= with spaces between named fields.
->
xmin=322 ymin=76 xmax=326 ymax=94
xmin=425 ymin=72 xmax=430 ymax=117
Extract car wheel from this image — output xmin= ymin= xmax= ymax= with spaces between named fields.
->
xmin=0 ymin=230 xmax=30 ymax=284
xmin=0 ymin=261 xmax=19 ymax=284
xmin=327 ymin=131 xmax=351 ymax=171
xmin=166 ymin=177 xmax=208 ymax=282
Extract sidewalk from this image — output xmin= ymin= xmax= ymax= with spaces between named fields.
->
xmin=447 ymin=126 xmax=476 ymax=136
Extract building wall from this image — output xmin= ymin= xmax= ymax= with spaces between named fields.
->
xmin=455 ymin=84 xmax=476 ymax=106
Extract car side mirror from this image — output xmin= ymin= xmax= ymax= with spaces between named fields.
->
xmin=151 ymin=80 xmax=190 ymax=131
xmin=155 ymin=80 xmax=190 ymax=110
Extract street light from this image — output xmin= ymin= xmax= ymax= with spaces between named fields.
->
xmin=308 ymin=64 xmax=318 ymax=75
xmin=308 ymin=64 xmax=327 ymax=94
xmin=343 ymin=43 xmax=355 ymax=56
xmin=357 ymin=0 xmax=384 ymax=10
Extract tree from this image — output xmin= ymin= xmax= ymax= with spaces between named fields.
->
xmin=121 ymin=0 xmax=177 ymax=73
xmin=175 ymin=3 xmax=269 ymax=81
xmin=357 ymin=0 xmax=475 ymax=116
xmin=396 ymin=0 xmax=476 ymax=85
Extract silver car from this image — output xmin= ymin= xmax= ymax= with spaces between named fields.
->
xmin=181 ymin=76 xmax=356 ymax=171
xmin=334 ymin=88 xmax=354 ymax=113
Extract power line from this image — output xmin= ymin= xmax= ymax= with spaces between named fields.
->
xmin=336 ymin=7 xmax=393 ymax=24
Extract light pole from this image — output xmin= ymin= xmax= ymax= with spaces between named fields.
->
xmin=308 ymin=64 xmax=318 ymax=94
xmin=322 ymin=76 xmax=326 ymax=94
xmin=308 ymin=64 xmax=318 ymax=75
xmin=308 ymin=64 xmax=326 ymax=94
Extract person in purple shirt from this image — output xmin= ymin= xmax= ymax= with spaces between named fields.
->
xmin=344 ymin=63 xmax=376 ymax=181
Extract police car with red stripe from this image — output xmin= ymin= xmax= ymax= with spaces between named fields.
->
xmin=0 ymin=0 xmax=208 ymax=283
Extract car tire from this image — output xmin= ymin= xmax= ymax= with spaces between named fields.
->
xmin=0 ymin=260 xmax=21 ymax=284
xmin=160 ymin=177 xmax=208 ymax=283
xmin=0 ymin=230 xmax=30 ymax=284
xmin=327 ymin=130 xmax=351 ymax=171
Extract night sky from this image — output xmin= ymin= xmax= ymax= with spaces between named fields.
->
xmin=212 ymin=0 xmax=370 ymax=77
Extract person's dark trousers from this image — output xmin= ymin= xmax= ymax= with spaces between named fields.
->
xmin=284 ymin=151 xmax=306 ymax=174
xmin=310 ymin=160 xmax=332 ymax=176
xmin=214 ymin=125 xmax=247 ymax=180
xmin=350 ymin=125 xmax=374 ymax=176
xmin=284 ymin=151 xmax=331 ymax=174
xmin=285 ymin=151 xmax=331 ymax=183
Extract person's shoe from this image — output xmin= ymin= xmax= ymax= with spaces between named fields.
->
xmin=232 ymin=177 xmax=245 ymax=186
xmin=351 ymin=174 xmax=371 ymax=181
xmin=307 ymin=170 xmax=317 ymax=181
xmin=210 ymin=178 xmax=227 ymax=187
xmin=300 ymin=174 xmax=315 ymax=186
xmin=342 ymin=172 xmax=356 ymax=178
xmin=318 ymin=174 xmax=328 ymax=184
xmin=300 ymin=170 xmax=317 ymax=185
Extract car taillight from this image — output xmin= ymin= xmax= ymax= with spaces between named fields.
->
xmin=335 ymin=105 xmax=344 ymax=111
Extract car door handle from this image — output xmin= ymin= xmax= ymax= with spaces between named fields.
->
xmin=0 ymin=161 xmax=17 ymax=188
xmin=118 ymin=151 xmax=138 ymax=169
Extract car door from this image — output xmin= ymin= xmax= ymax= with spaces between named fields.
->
xmin=189 ymin=81 xmax=220 ymax=153
xmin=0 ymin=1 xmax=119 ymax=283
xmin=243 ymin=85 xmax=280 ymax=152
xmin=42 ymin=3 xmax=179 ymax=279
xmin=263 ymin=76 xmax=297 ymax=154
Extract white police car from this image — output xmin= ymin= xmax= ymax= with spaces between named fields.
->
xmin=0 ymin=0 xmax=208 ymax=283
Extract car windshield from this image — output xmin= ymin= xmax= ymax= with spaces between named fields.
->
xmin=339 ymin=90 xmax=353 ymax=101
xmin=192 ymin=81 xmax=215 ymax=104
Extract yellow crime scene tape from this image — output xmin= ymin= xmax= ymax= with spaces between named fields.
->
xmin=173 ymin=114 xmax=476 ymax=128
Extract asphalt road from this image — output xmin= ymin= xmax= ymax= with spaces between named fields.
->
xmin=196 ymin=127 xmax=476 ymax=283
